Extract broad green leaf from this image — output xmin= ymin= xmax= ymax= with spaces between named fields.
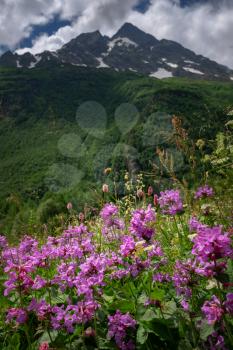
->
xmin=150 ymin=288 xmax=165 ymax=301
xmin=200 ymin=321 xmax=215 ymax=341
xmin=162 ymin=301 xmax=177 ymax=318
xmin=138 ymin=293 xmax=148 ymax=305
xmin=137 ymin=325 xmax=148 ymax=345
xmin=103 ymin=294 xmax=114 ymax=303
xmin=113 ymin=299 xmax=135 ymax=313
xmin=141 ymin=309 xmax=157 ymax=322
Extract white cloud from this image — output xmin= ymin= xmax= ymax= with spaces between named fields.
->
xmin=16 ymin=0 xmax=139 ymax=54
xmin=1 ymin=0 xmax=233 ymax=69
xmin=0 ymin=0 xmax=62 ymax=47
xmin=129 ymin=0 xmax=233 ymax=68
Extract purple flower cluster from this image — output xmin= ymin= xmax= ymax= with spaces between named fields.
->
xmin=2 ymin=210 xmax=160 ymax=338
xmin=108 ymin=310 xmax=136 ymax=350
xmin=188 ymin=216 xmax=208 ymax=232
xmin=28 ymin=299 xmax=52 ymax=321
xmin=100 ymin=203 xmax=118 ymax=221
xmin=1 ymin=225 xmax=104 ymax=331
xmin=172 ymin=259 xmax=197 ymax=299
xmin=202 ymin=293 xmax=233 ymax=326
xmin=6 ymin=308 xmax=27 ymax=325
xmin=51 ymin=301 xmax=99 ymax=333
xmin=191 ymin=225 xmax=232 ymax=277
xmin=120 ymin=236 xmax=136 ymax=257
xmin=158 ymin=190 xmax=183 ymax=215
xmin=153 ymin=272 xmax=171 ymax=283
xmin=206 ymin=332 xmax=226 ymax=350
xmin=0 ymin=235 xmax=7 ymax=249
xmin=129 ymin=205 xmax=156 ymax=240
xmin=110 ymin=240 xmax=163 ymax=281
xmin=224 ymin=293 xmax=233 ymax=315
xmin=100 ymin=203 xmax=125 ymax=235
xmin=194 ymin=185 xmax=214 ymax=199
xmin=201 ymin=296 xmax=223 ymax=325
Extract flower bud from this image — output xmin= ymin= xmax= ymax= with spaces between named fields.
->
xmin=66 ymin=202 xmax=73 ymax=210
xmin=85 ymin=327 xmax=96 ymax=337
xmin=147 ymin=186 xmax=153 ymax=196
xmin=39 ymin=343 xmax=49 ymax=350
xmin=196 ymin=139 xmax=205 ymax=149
xmin=102 ymin=184 xmax=109 ymax=193
xmin=104 ymin=167 xmax=112 ymax=175
xmin=137 ymin=189 xmax=144 ymax=198
xmin=153 ymin=194 xmax=159 ymax=206
xmin=79 ymin=212 xmax=85 ymax=222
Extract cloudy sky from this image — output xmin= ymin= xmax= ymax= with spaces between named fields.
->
xmin=0 ymin=0 xmax=233 ymax=68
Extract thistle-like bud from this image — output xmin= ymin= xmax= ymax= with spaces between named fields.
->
xmin=147 ymin=186 xmax=153 ymax=196
xmin=104 ymin=167 xmax=112 ymax=175
xmin=66 ymin=202 xmax=73 ymax=210
xmin=137 ymin=189 xmax=144 ymax=198
xmin=85 ymin=327 xmax=96 ymax=337
xmin=102 ymin=184 xmax=109 ymax=193
xmin=79 ymin=212 xmax=85 ymax=222
xmin=153 ymin=194 xmax=159 ymax=206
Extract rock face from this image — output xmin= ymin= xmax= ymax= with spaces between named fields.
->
xmin=1 ymin=22 xmax=233 ymax=81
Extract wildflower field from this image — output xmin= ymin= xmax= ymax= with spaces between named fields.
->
xmin=1 ymin=114 xmax=233 ymax=350
xmin=0 ymin=180 xmax=233 ymax=350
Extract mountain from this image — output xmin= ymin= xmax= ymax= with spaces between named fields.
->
xmin=0 ymin=23 xmax=232 ymax=81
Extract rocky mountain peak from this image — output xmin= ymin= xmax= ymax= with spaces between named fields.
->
xmin=113 ymin=22 xmax=158 ymax=46
xmin=0 ymin=23 xmax=232 ymax=81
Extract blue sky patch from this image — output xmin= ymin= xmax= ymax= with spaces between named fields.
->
xmin=18 ymin=15 xmax=71 ymax=50
xmin=134 ymin=0 xmax=151 ymax=13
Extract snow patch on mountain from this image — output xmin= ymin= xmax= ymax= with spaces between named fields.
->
xmin=150 ymin=68 xmax=173 ymax=79
xmin=166 ymin=62 xmax=178 ymax=68
xmin=183 ymin=67 xmax=204 ymax=75
xmin=96 ymin=57 xmax=109 ymax=68
xmin=16 ymin=60 xmax=22 ymax=68
xmin=184 ymin=60 xmax=197 ymax=65
xmin=51 ymin=52 xmax=58 ymax=58
xmin=107 ymin=37 xmax=138 ymax=53
xmin=72 ymin=63 xmax=87 ymax=67
xmin=29 ymin=55 xmax=42 ymax=69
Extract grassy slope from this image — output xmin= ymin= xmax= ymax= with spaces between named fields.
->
xmin=0 ymin=66 xmax=233 ymax=204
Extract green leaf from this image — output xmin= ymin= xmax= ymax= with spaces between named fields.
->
xmin=103 ymin=294 xmax=114 ymax=303
xmin=137 ymin=326 xmax=148 ymax=345
xmin=9 ymin=333 xmax=20 ymax=350
xmin=200 ymin=321 xmax=215 ymax=341
xmin=178 ymin=339 xmax=194 ymax=350
xmin=39 ymin=330 xmax=58 ymax=344
xmin=113 ymin=299 xmax=135 ymax=313
xmin=98 ymin=338 xmax=113 ymax=349
xmin=216 ymin=273 xmax=230 ymax=284
xmin=147 ymin=320 xmax=171 ymax=341
xmin=150 ymin=288 xmax=165 ymax=301
xmin=141 ymin=309 xmax=157 ymax=322
xmin=162 ymin=301 xmax=177 ymax=318
xmin=138 ymin=293 xmax=148 ymax=305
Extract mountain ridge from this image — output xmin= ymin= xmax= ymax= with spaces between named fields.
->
xmin=0 ymin=22 xmax=233 ymax=81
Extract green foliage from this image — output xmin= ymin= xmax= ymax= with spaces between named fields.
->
xmin=203 ymin=119 xmax=233 ymax=177
xmin=37 ymin=197 xmax=66 ymax=223
xmin=0 ymin=66 xmax=233 ymax=233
